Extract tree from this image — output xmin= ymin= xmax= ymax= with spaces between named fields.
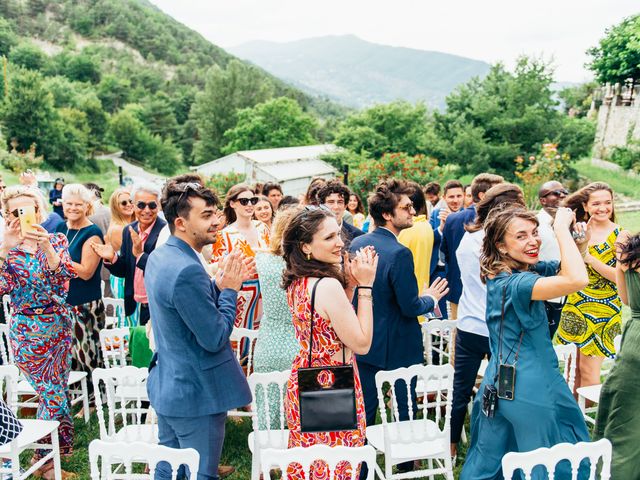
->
xmin=98 ymin=74 xmax=131 ymax=113
xmin=46 ymin=108 xmax=91 ymax=170
xmin=335 ymin=102 xmax=437 ymax=158
xmin=587 ymin=14 xmax=640 ymax=86
xmin=64 ymin=53 xmax=101 ymax=83
xmin=141 ymin=92 xmax=179 ymax=140
xmin=0 ymin=18 xmax=17 ymax=57
xmin=147 ymin=136 xmax=182 ymax=175
xmin=9 ymin=42 xmax=48 ymax=71
xmin=191 ymin=60 xmax=274 ymax=163
xmin=109 ymin=107 xmax=155 ymax=161
xmin=558 ymin=81 xmax=598 ymax=117
xmin=222 ymin=97 xmax=318 ymax=154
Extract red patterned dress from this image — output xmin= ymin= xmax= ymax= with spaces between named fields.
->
xmin=286 ymin=277 xmax=366 ymax=479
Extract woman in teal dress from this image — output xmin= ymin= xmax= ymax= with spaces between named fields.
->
xmin=595 ymin=230 xmax=640 ymax=478
xmin=461 ymin=206 xmax=590 ymax=480
xmin=254 ymin=207 xmax=299 ymax=428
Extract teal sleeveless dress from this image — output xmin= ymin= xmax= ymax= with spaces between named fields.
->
xmin=461 ymin=263 xmax=590 ymax=480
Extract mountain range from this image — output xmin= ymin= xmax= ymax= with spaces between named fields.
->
xmin=230 ymin=35 xmax=492 ymax=109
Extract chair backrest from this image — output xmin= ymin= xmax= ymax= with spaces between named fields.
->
xmin=554 ymin=343 xmax=577 ymax=392
xmin=0 ymin=323 xmax=14 ymax=365
xmin=89 ymin=439 xmax=199 ymax=479
xmin=261 ymin=445 xmax=376 ymax=480
xmin=422 ymin=320 xmax=457 ymax=365
xmin=502 ymin=438 xmax=612 ymax=480
xmin=248 ymin=370 xmax=290 ymax=448
xmin=230 ymin=327 xmax=259 ymax=377
xmin=375 ymin=363 xmax=454 ymax=448
xmin=0 ymin=365 xmax=19 ymax=412
xmin=103 ymin=297 xmax=125 ymax=329
xmin=99 ymin=327 xmax=131 ymax=368
xmin=92 ymin=366 xmax=156 ymax=442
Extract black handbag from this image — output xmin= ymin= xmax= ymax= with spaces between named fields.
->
xmin=298 ymin=278 xmax=358 ymax=433
xmin=0 ymin=399 xmax=22 ymax=446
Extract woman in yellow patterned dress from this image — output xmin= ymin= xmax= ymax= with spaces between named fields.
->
xmin=557 ymin=182 xmax=622 ymax=392
xmin=210 ymin=184 xmax=270 ymax=334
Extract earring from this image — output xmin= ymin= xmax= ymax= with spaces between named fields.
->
xmin=306 ymin=252 xmax=311 ymax=261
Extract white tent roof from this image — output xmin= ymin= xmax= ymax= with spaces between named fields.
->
xmin=256 ymin=158 xmax=336 ymax=182
xmin=209 ymin=144 xmax=338 ymax=166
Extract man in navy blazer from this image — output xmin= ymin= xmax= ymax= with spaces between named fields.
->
xmin=145 ymin=180 xmax=251 ymax=480
xmin=350 ymin=179 xmax=449 ymax=431
xmin=92 ymin=182 xmax=166 ymax=325
xmin=318 ymin=179 xmax=364 ymax=249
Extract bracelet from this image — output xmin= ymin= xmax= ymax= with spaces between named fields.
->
xmin=357 ymin=285 xmax=373 ymax=290
xmin=357 ymin=294 xmax=373 ymax=300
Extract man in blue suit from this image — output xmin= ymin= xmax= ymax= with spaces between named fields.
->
xmin=350 ymin=179 xmax=449 ymax=472
xmin=145 ymin=180 xmax=252 ymax=480
xmin=440 ymin=173 xmax=503 ymax=319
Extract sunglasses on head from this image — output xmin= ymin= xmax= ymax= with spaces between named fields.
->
xmin=236 ymin=197 xmax=260 ymax=206
xmin=543 ymin=189 xmax=569 ymax=198
xmin=120 ymin=199 xmax=133 ymax=207
xmin=136 ymin=201 xmax=158 ymax=210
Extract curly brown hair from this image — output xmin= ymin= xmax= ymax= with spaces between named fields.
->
xmin=281 ymin=206 xmax=346 ymax=289
xmin=564 ymin=182 xmax=615 ymax=223
xmin=480 ymin=206 xmax=539 ymax=283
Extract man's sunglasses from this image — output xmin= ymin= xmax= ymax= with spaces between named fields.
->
xmin=120 ymin=199 xmax=133 ymax=207
xmin=236 ymin=197 xmax=260 ymax=206
xmin=543 ymin=189 xmax=569 ymax=198
xmin=136 ymin=201 xmax=158 ymax=210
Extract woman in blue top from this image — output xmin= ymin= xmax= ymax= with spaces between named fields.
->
xmin=461 ymin=206 xmax=590 ymax=480
xmin=56 ymin=184 xmax=105 ymax=403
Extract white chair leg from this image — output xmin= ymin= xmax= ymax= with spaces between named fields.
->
xmin=81 ymin=377 xmax=90 ymax=423
xmin=461 ymin=426 xmax=467 ymax=444
xmin=51 ymin=426 xmax=62 ymax=480
xmin=11 ymin=447 xmax=20 ymax=479
xmin=251 ymin=450 xmax=259 ymax=480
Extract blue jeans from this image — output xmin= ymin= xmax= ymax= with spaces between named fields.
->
xmin=155 ymin=412 xmax=227 ymax=480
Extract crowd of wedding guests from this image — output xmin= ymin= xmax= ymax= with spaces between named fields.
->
xmin=0 ymin=168 xmax=638 ymax=480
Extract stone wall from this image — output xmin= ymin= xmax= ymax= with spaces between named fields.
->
xmin=592 ymin=83 xmax=640 ymax=158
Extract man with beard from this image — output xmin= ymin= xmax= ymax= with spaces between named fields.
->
xmin=350 ymin=178 xmax=449 ymax=474
xmin=145 ymin=179 xmax=252 ymax=479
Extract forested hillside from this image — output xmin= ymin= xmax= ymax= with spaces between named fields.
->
xmin=0 ymin=0 xmax=342 ymax=174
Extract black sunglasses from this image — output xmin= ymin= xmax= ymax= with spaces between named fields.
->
xmin=120 ymin=199 xmax=133 ymax=207
xmin=136 ymin=201 xmax=158 ymax=210
xmin=237 ymin=197 xmax=260 ymax=206
xmin=543 ymin=189 xmax=569 ymax=198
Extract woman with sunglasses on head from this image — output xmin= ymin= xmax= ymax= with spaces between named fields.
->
xmin=253 ymin=195 xmax=275 ymax=231
xmin=55 ymin=184 xmax=106 ymax=409
xmin=105 ymin=187 xmax=138 ymax=325
xmin=0 ymin=186 xmax=77 ymax=478
xmin=211 ymin=184 xmax=270 ymax=333
xmin=557 ymin=182 xmax=623 ymax=392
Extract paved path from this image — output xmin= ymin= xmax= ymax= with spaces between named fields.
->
xmin=97 ymin=152 xmax=165 ymax=185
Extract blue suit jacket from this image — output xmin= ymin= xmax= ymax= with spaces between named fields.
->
xmin=440 ymin=207 xmax=477 ymax=304
xmin=145 ymin=236 xmax=251 ymax=417
xmin=342 ymin=221 xmax=364 ymax=249
xmin=429 ymin=208 xmax=444 ymax=277
xmin=106 ymin=218 xmax=166 ymax=316
xmin=350 ymin=228 xmax=435 ymax=369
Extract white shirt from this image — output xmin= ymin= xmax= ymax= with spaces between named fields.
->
xmin=455 ymin=230 xmax=489 ymax=337
xmin=537 ymin=209 xmax=560 ymax=262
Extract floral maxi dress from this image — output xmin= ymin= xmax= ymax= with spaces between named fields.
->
xmin=285 ymin=277 xmax=366 ymax=479
xmin=1 ymin=233 xmax=77 ymax=455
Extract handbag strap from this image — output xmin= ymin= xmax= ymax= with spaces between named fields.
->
xmin=307 ymin=278 xmax=347 ymax=368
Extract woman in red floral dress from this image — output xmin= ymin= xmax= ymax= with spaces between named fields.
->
xmin=281 ymin=205 xmax=378 ymax=479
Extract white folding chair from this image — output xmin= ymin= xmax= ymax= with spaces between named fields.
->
xmin=0 ymin=324 xmax=90 ymax=423
xmin=502 ymin=438 xmax=612 ymax=480
xmin=92 ymin=367 xmax=157 ymax=443
xmin=247 ymin=370 xmax=290 ymax=480
xmin=421 ymin=319 xmax=457 ymax=366
xmin=228 ymin=327 xmax=259 ymax=418
xmin=100 ymin=327 xmax=131 ymax=368
xmin=261 ymin=445 xmax=376 ymax=480
xmin=0 ymin=366 xmax=63 ymax=480
xmin=366 ymin=363 xmax=455 ymax=480
xmin=103 ymin=297 xmax=125 ymax=329
xmin=554 ymin=343 xmax=577 ymax=392
xmin=89 ymin=439 xmax=199 ymax=479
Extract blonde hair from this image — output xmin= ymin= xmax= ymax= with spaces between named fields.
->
xmin=62 ymin=183 xmax=95 ymax=217
xmin=109 ymin=187 xmax=134 ymax=226
xmin=1 ymin=186 xmax=44 ymax=223
xmin=480 ymin=206 xmax=539 ymax=282
xmin=270 ymin=206 xmax=302 ymax=256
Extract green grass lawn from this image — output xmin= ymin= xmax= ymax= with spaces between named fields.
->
xmin=574 ymin=158 xmax=640 ymax=201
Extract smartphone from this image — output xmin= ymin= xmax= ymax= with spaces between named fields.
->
xmin=18 ymin=205 xmax=37 ymax=236
xmin=497 ymin=364 xmax=516 ymax=400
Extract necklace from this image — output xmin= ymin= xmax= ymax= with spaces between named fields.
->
xmin=65 ymin=224 xmax=84 ymax=248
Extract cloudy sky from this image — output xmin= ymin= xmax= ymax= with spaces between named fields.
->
xmin=149 ymin=0 xmax=638 ymax=82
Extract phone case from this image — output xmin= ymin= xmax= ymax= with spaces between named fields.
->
xmin=497 ymin=363 xmax=516 ymax=400
xmin=18 ymin=206 xmax=37 ymax=236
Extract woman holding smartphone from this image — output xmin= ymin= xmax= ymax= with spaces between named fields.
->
xmin=0 ymin=186 xmax=76 ymax=478
xmin=461 ymin=205 xmax=590 ymax=480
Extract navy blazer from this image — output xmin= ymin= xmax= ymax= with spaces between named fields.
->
xmin=342 ymin=221 xmax=364 ymax=249
xmin=145 ymin=236 xmax=251 ymax=417
xmin=106 ymin=218 xmax=167 ymax=316
xmin=440 ymin=207 xmax=477 ymax=304
xmin=350 ymin=228 xmax=435 ymax=369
